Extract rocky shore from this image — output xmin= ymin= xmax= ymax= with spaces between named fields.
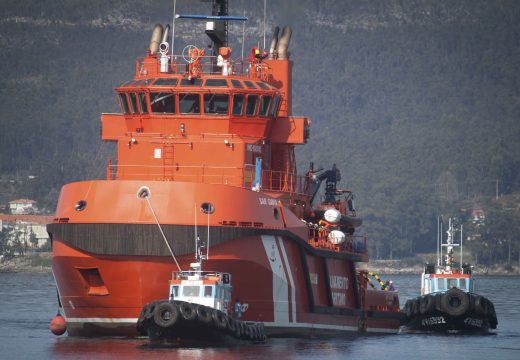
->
xmin=0 ymin=252 xmax=52 ymax=273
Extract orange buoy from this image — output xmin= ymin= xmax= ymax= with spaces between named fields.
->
xmin=50 ymin=313 xmax=67 ymax=336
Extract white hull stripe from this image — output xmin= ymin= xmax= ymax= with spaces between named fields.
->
xmin=276 ymin=236 xmax=296 ymax=323
xmin=261 ymin=235 xmax=289 ymax=324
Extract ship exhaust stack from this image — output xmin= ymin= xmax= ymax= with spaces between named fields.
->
xmin=161 ymin=24 xmax=170 ymax=46
xmin=268 ymin=26 xmax=280 ymax=60
xmin=149 ymin=24 xmax=164 ymax=54
xmin=276 ymin=26 xmax=292 ymax=60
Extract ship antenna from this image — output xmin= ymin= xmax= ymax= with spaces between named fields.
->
xmin=206 ymin=210 xmax=210 ymax=261
xmin=171 ymin=0 xmax=177 ymax=61
xmin=241 ymin=9 xmax=246 ymax=60
xmin=263 ymin=0 xmax=267 ymax=50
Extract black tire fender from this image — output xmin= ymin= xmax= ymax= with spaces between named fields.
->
xmin=213 ymin=310 xmax=228 ymax=329
xmin=179 ymin=302 xmax=197 ymax=321
xmin=474 ymin=296 xmax=489 ymax=316
xmin=153 ymin=302 xmax=179 ymax=328
xmin=196 ymin=305 xmax=213 ymax=324
xmin=419 ymin=295 xmax=435 ymax=315
xmin=441 ymin=288 xmax=469 ymax=317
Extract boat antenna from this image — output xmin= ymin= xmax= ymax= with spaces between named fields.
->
xmin=436 ymin=216 xmax=440 ymax=267
xmin=263 ymin=0 xmax=267 ymax=50
xmin=460 ymin=223 xmax=463 ymax=268
xmin=194 ymin=203 xmax=199 ymax=263
xmin=241 ymin=9 xmax=246 ymax=61
xmin=439 ymin=220 xmax=443 ymax=267
xmin=171 ymin=0 xmax=177 ymax=61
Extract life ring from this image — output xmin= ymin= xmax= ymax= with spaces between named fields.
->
xmin=419 ymin=295 xmax=435 ymax=315
xmin=441 ymin=288 xmax=469 ymax=317
xmin=213 ymin=310 xmax=228 ymax=329
xmin=474 ymin=296 xmax=489 ymax=316
xmin=153 ymin=302 xmax=179 ymax=328
xmin=196 ymin=305 xmax=213 ymax=324
xmin=179 ymin=302 xmax=197 ymax=321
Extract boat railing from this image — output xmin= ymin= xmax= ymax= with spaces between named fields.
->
xmin=107 ymin=163 xmax=309 ymax=196
xmin=306 ymin=221 xmax=367 ymax=257
xmin=135 ymin=54 xmax=272 ymax=81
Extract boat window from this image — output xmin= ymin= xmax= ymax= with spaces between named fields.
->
xmin=448 ymin=278 xmax=457 ymax=289
xmin=231 ymin=79 xmax=243 ymax=88
xmin=129 ymin=93 xmax=139 ymax=114
xmin=180 ymin=78 xmax=203 ymax=87
xmin=179 ymin=93 xmax=200 ymax=114
xmin=118 ymin=93 xmax=130 ymax=114
xmin=232 ymin=94 xmax=245 ymax=116
xmin=153 ymin=78 xmax=178 ymax=86
xmin=270 ymin=95 xmax=281 ymax=117
xmin=436 ymin=278 xmax=446 ymax=291
xmin=138 ymin=93 xmax=148 ymax=114
xmin=182 ymin=286 xmax=200 ymax=297
xmin=259 ymin=95 xmax=272 ymax=117
xmin=256 ymin=82 xmax=270 ymax=90
xmin=246 ymin=95 xmax=258 ymax=116
xmin=243 ymin=81 xmax=257 ymax=89
xmin=204 ymin=286 xmax=213 ymax=297
xmin=204 ymin=93 xmax=229 ymax=115
xmin=205 ymin=79 xmax=228 ymax=87
xmin=459 ymin=278 xmax=466 ymax=290
xmin=171 ymin=285 xmax=179 ymax=297
xmin=150 ymin=92 xmax=175 ymax=114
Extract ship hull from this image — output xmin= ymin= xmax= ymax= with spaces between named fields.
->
xmin=49 ymin=180 xmax=402 ymax=336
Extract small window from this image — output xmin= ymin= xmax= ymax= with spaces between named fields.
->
xmin=448 ymin=278 xmax=457 ymax=289
xmin=138 ymin=93 xmax=148 ymax=114
xmin=436 ymin=278 xmax=446 ymax=291
xmin=259 ymin=95 xmax=272 ymax=117
xmin=244 ymin=81 xmax=257 ymax=89
xmin=171 ymin=285 xmax=179 ymax=297
xmin=182 ymin=286 xmax=200 ymax=297
xmin=256 ymin=82 xmax=270 ymax=89
xmin=232 ymin=94 xmax=245 ymax=116
xmin=118 ymin=94 xmax=130 ymax=114
xmin=150 ymin=92 xmax=175 ymax=114
xmin=205 ymin=79 xmax=228 ymax=87
xmin=246 ymin=95 xmax=258 ymax=116
xmin=231 ymin=80 xmax=244 ymax=88
xmin=204 ymin=94 xmax=229 ymax=115
xmin=180 ymin=78 xmax=203 ymax=86
xmin=129 ymin=93 xmax=139 ymax=114
xmin=459 ymin=278 xmax=466 ymax=290
xmin=153 ymin=78 xmax=179 ymax=86
xmin=179 ymin=93 xmax=200 ymax=114
xmin=270 ymin=95 xmax=281 ymax=117
xmin=204 ymin=286 xmax=213 ymax=297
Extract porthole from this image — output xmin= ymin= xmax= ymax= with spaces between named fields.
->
xmin=137 ymin=186 xmax=151 ymax=199
xmin=75 ymin=200 xmax=87 ymax=211
xmin=201 ymin=202 xmax=215 ymax=214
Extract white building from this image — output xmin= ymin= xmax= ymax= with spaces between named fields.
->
xmin=8 ymin=199 xmax=38 ymax=215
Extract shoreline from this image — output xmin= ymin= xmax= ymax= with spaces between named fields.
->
xmin=1 ymin=253 xmax=519 ymax=276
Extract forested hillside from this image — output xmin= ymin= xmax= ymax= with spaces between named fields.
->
xmin=1 ymin=0 xmax=519 ymax=264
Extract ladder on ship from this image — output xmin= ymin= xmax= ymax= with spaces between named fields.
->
xmin=163 ymin=143 xmax=174 ymax=180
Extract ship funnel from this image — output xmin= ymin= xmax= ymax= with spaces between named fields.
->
xmin=268 ymin=26 xmax=280 ymax=60
xmin=276 ymin=26 xmax=292 ymax=60
xmin=161 ymin=24 xmax=170 ymax=44
xmin=149 ymin=24 xmax=164 ymax=54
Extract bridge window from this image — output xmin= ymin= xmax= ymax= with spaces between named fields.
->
xmin=180 ymin=78 xmax=203 ymax=86
xmin=182 ymin=286 xmax=200 ymax=297
xmin=179 ymin=93 xmax=201 ymax=114
xmin=129 ymin=93 xmax=139 ymax=114
xmin=270 ymin=95 xmax=281 ymax=117
xmin=459 ymin=278 xmax=467 ymax=290
xmin=118 ymin=94 xmax=130 ymax=114
xmin=204 ymin=286 xmax=214 ymax=297
xmin=448 ymin=278 xmax=457 ymax=289
xmin=232 ymin=94 xmax=244 ymax=115
xmin=231 ymin=79 xmax=243 ymax=88
xmin=244 ymin=81 xmax=257 ymax=89
xmin=256 ymin=82 xmax=270 ymax=90
xmin=246 ymin=95 xmax=258 ymax=116
xmin=204 ymin=93 xmax=229 ymax=115
xmin=150 ymin=92 xmax=175 ymax=114
xmin=153 ymin=78 xmax=178 ymax=86
xmin=138 ymin=93 xmax=148 ymax=114
xmin=259 ymin=95 xmax=272 ymax=117
xmin=205 ymin=79 xmax=228 ymax=87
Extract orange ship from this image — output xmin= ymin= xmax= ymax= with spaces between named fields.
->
xmin=48 ymin=0 xmax=402 ymax=337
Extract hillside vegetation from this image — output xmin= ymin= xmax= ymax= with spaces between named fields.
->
xmin=1 ymin=0 xmax=519 ymax=265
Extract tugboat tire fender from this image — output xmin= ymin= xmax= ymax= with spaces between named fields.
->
xmin=144 ymin=302 xmax=157 ymax=320
xmin=226 ymin=316 xmax=237 ymax=334
xmin=411 ymin=299 xmax=419 ymax=316
xmin=419 ymin=295 xmax=435 ymax=315
xmin=441 ymin=288 xmax=469 ymax=317
xmin=213 ymin=310 xmax=228 ymax=329
xmin=474 ymin=296 xmax=489 ymax=316
xmin=153 ymin=302 xmax=179 ymax=328
xmin=179 ymin=302 xmax=197 ymax=321
xmin=196 ymin=305 xmax=213 ymax=324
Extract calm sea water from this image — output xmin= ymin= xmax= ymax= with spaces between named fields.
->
xmin=1 ymin=272 xmax=519 ymax=360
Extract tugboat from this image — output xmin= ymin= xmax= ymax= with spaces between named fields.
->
xmin=402 ymin=218 xmax=498 ymax=333
xmin=48 ymin=0 xmax=403 ymax=337
xmin=136 ymin=240 xmax=266 ymax=342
